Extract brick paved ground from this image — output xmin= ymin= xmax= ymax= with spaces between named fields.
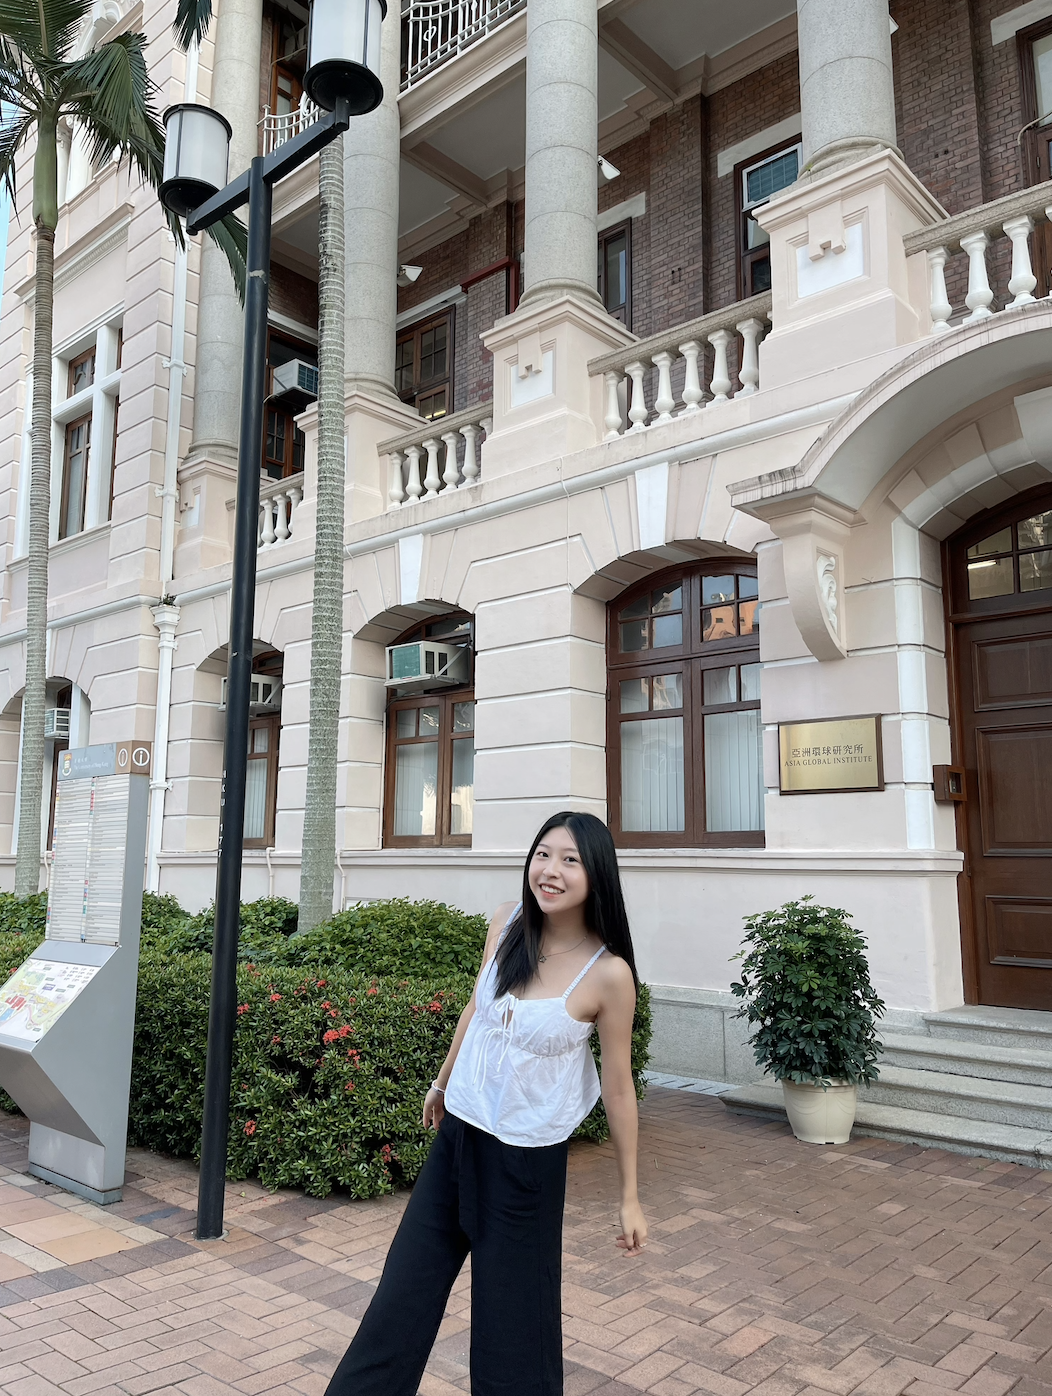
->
xmin=0 ymin=1089 xmax=1049 ymax=1396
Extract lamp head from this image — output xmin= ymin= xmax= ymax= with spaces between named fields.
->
xmin=159 ymin=104 xmax=232 ymax=218
xmin=598 ymin=156 xmax=621 ymax=182
xmin=397 ymin=264 xmax=423 ymax=286
xmin=305 ymin=0 xmax=387 ymax=114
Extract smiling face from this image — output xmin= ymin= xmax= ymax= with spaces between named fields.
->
xmin=527 ymin=824 xmax=590 ymax=920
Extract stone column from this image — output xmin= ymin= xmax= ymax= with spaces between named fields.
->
xmin=519 ymin=0 xmax=602 ymax=308
xmin=186 ymin=0 xmax=263 ymax=465
xmin=797 ymin=0 xmax=899 ymax=176
xmin=343 ymin=12 xmax=402 ymax=396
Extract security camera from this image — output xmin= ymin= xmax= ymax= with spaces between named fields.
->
xmin=398 ymin=264 xmax=423 ymax=286
xmin=597 ymin=157 xmax=620 ymax=182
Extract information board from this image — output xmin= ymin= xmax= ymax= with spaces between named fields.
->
xmin=0 ymin=960 xmax=101 ymax=1043
xmin=47 ymin=743 xmax=152 ymax=947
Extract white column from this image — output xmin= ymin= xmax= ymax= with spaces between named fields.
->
xmin=186 ymin=0 xmax=263 ymax=464
xmin=519 ymin=0 xmax=603 ymax=308
xmin=343 ymin=13 xmax=402 ymax=395
xmin=797 ymin=0 xmax=898 ymax=176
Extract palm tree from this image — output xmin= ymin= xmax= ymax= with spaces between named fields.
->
xmin=0 ymin=0 xmax=243 ymax=894
xmin=299 ymin=137 xmax=346 ymax=932
xmin=171 ymin=0 xmax=348 ymax=931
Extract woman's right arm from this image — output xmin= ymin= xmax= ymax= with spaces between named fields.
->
xmin=422 ymin=901 xmax=517 ymax=1129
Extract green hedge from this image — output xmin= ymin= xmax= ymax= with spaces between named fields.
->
xmin=0 ymin=892 xmax=651 ymax=1198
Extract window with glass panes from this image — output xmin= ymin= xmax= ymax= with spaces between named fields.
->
xmin=735 ymin=140 xmax=801 ymax=298
xmin=395 ymin=311 xmax=453 ymax=420
xmin=264 ymin=330 xmax=315 ymax=479
xmin=384 ymin=615 xmax=474 ymax=846
xmin=243 ymin=650 xmax=283 ymax=849
xmin=598 ymin=221 xmax=631 ymax=327
xmin=961 ymin=504 xmax=1052 ymax=602
xmin=608 ymin=564 xmax=763 ymax=847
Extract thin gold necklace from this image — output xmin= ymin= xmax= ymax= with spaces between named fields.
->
xmin=538 ymin=935 xmax=588 ymax=964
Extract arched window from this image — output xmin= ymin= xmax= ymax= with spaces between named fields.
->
xmin=607 ymin=562 xmax=763 ymax=847
xmin=384 ymin=613 xmax=474 ymax=846
xmin=244 ymin=649 xmax=283 ymax=849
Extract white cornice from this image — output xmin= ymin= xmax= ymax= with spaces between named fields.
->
xmin=16 ymin=209 xmax=132 ymax=302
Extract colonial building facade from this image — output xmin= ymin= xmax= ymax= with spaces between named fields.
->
xmin=4 ymin=0 xmax=1052 ymax=1139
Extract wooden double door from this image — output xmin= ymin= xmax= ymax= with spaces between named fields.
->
xmin=949 ymin=490 xmax=1052 ymax=1009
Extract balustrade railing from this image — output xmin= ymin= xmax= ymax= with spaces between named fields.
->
xmin=905 ymin=178 xmax=1052 ymax=333
xmin=380 ymin=404 xmax=492 ymax=509
xmin=587 ymin=293 xmax=773 ymax=439
xmin=260 ymin=99 xmax=320 ymax=157
xmin=402 ymin=0 xmax=526 ymax=89
xmin=259 ymin=473 xmax=303 ymax=548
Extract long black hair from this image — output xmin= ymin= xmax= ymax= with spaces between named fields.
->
xmin=494 ymin=811 xmax=638 ymax=997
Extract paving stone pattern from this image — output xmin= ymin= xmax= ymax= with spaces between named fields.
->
xmin=0 ymin=1090 xmax=1049 ymax=1396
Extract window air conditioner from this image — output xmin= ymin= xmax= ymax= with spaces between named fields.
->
xmin=219 ymin=675 xmax=282 ymax=711
xmin=385 ymin=641 xmax=470 ymax=690
xmin=44 ymin=708 xmax=71 ymax=739
xmin=271 ymin=359 xmax=318 ymax=409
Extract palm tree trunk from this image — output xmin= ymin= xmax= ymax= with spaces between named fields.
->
xmin=299 ymin=137 xmax=346 ymax=932
xmin=15 ymin=216 xmax=55 ymax=896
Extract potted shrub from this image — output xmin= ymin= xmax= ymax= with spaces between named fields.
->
xmin=730 ymin=897 xmax=884 ymax=1144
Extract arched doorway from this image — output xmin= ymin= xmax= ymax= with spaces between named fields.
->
xmin=948 ymin=486 xmax=1052 ymax=1009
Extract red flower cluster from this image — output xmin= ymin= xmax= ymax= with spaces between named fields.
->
xmin=323 ymin=1023 xmax=354 ymax=1045
xmin=345 ymin=1081 xmax=355 ymax=1092
xmin=367 ymin=986 xmax=378 ymax=996
xmin=237 ymin=1004 xmax=249 ymax=1015
xmin=317 ymin=980 xmax=327 ymax=988
xmin=346 ymin=1048 xmax=361 ymax=1064
xmin=244 ymin=1120 xmax=257 ymax=1136
xmin=269 ymin=992 xmax=282 ymax=1002
xmin=271 ymin=1035 xmax=282 ymax=1044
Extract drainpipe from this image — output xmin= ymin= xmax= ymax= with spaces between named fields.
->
xmin=146 ymin=42 xmax=198 ymax=893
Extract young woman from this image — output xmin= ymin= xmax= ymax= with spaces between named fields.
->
xmin=325 ymin=810 xmax=647 ymax=1396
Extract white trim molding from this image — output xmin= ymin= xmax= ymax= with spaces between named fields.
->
xmin=992 ymin=0 xmax=1052 ymax=43
xmin=598 ymin=193 xmax=646 ymax=232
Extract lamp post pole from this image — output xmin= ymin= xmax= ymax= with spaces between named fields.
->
xmin=180 ymin=100 xmax=352 ymax=1240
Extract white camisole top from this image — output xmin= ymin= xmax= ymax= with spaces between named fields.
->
xmin=444 ymin=909 xmax=606 ymax=1147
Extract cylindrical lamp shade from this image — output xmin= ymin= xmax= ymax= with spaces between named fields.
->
xmin=159 ymin=104 xmax=232 ymax=218
xmin=304 ymin=0 xmax=386 ymax=114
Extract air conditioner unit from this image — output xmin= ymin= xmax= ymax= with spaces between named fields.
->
xmin=385 ymin=641 xmax=470 ymax=690
xmin=44 ymin=708 xmax=71 ymax=739
xmin=271 ymin=359 xmax=318 ymax=409
xmin=219 ymin=675 xmax=282 ymax=711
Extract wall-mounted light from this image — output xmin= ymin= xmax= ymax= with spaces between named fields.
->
xmin=305 ymin=0 xmax=387 ymax=114
xmin=598 ymin=156 xmax=621 ymax=182
xmin=159 ymin=104 xmax=233 ymax=217
xmin=397 ymin=264 xmax=423 ymax=286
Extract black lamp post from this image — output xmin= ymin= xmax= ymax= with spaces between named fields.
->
xmin=160 ymin=0 xmax=388 ymax=1242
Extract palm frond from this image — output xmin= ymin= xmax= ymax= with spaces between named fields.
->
xmin=0 ymin=0 xmax=93 ymax=61
xmin=207 ymin=213 xmax=248 ymax=306
xmin=61 ymin=31 xmax=155 ymax=151
xmin=0 ymin=106 xmax=34 ymax=207
xmin=173 ymin=0 xmax=213 ymax=51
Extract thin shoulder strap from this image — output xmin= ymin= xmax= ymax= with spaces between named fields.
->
xmin=563 ymin=945 xmax=606 ymax=999
xmin=495 ymin=901 xmax=522 ymax=949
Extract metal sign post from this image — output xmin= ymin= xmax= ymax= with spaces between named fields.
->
xmin=0 ymin=742 xmax=152 ymax=1203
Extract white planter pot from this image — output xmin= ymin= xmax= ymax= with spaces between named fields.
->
xmin=781 ymin=1079 xmax=857 ymax=1144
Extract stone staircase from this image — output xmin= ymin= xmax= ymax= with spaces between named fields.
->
xmin=720 ymin=1005 xmax=1052 ymax=1167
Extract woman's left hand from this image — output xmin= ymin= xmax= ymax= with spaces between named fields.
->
xmin=616 ymin=1200 xmax=648 ymax=1256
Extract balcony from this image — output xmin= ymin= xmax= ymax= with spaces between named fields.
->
xmin=401 ymin=0 xmax=527 ymax=90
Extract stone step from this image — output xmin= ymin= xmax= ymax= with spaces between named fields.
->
xmin=721 ymin=1081 xmax=1052 ymax=1169
xmin=880 ymin=1031 xmax=1052 ymax=1088
xmin=865 ymin=1064 xmax=1052 ymax=1130
xmin=924 ymin=1005 xmax=1052 ymax=1053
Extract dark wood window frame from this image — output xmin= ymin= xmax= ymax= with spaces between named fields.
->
xmin=265 ymin=327 xmax=316 ymax=479
xmin=395 ymin=309 xmax=454 ymax=421
xmin=734 ymin=137 xmax=801 ymax=301
xmin=607 ymin=562 xmax=763 ymax=849
xmin=67 ymin=348 xmax=95 ymax=397
xmin=1018 ymin=19 xmax=1052 ymax=292
xmin=598 ymin=219 xmax=632 ymax=328
xmin=58 ymin=413 xmax=91 ymax=540
xmin=243 ymin=649 xmax=284 ymax=849
xmin=383 ymin=614 xmax=474 ymax=848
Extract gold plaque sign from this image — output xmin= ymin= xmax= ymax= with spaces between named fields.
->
xmin=778 ymin=715 xmax=883 ymax=795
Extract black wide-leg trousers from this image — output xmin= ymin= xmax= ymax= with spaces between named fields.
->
xmin=325 ymin=1112 xmax=568 ymax=1396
